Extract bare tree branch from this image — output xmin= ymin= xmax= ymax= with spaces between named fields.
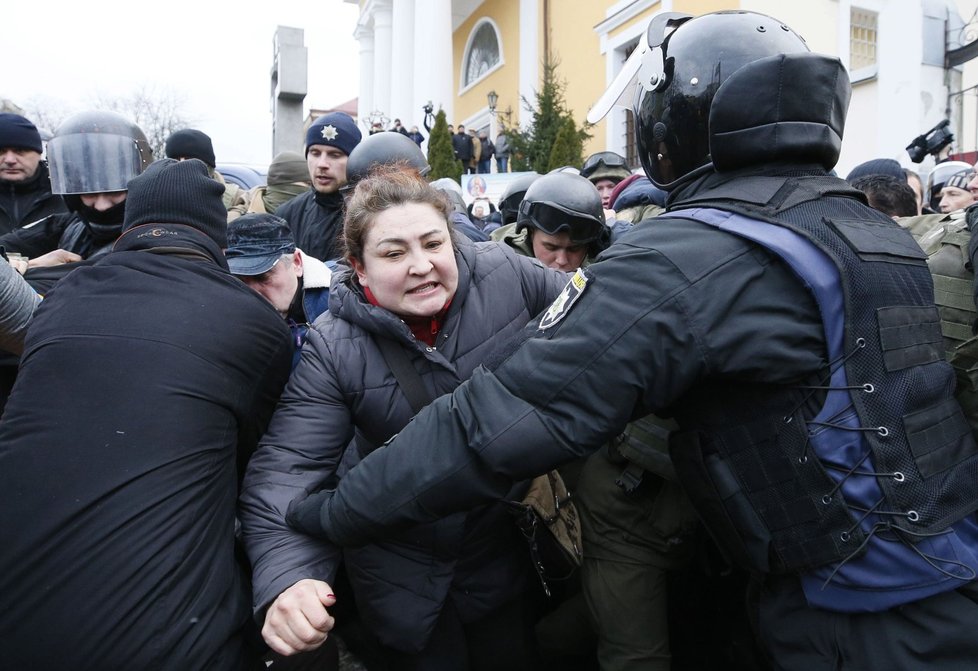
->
xmin=90 ymin=85 xmax=195 ymax=158
xmin=19 ymin=96 xmax=74 ymax=139
xmin=17 ymin=86 xmax=194 ymax=158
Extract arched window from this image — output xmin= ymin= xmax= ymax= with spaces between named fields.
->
xmin=463 ymin=19 xmax=502 ymax=88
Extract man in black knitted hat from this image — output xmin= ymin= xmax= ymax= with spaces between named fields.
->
xmin=165 ymin=128 xmax=248 ymax=221
xmin=0 ymin=157 xmax=293 ymax=670
xmin=0 ymin=112 xmax=66 ymax=234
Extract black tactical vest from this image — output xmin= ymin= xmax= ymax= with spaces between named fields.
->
xmin=663 ymin=175 xmax=978 ymax=576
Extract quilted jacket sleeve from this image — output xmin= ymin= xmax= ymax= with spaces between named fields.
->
xmin=0 ymin=258 xmax=40 ymax=355
xmin=239 ymin=323 xmax=353 ymax=617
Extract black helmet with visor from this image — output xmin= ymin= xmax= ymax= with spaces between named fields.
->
xmin=47 ymin=110 xmax=152 ymax=195
xmin=587 ymin=11 xmax=811 ymax=189
xmin=516 ymin=172 xmax=609 ymax=255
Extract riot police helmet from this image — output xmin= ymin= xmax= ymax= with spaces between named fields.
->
xmin=47 ymin=110 xmax=152 ymax=195
xmin=925 ymin=160 xmax=974 ymax=213
xmin=516 ymin=172 xmax=609 ymax=254
xmin=498 ymin=172 xmax=540 ymax=225
xmin=581 ymin=151 xmax=631 ymax=185
xmin=344 ymin=131 xmax=430 ymax=191
xmin=430 ymin=177 xmax=468 ymax=215
xmin=548 ymin=165 xmax=581 ymax=176
xmin=588 ymin=11 xmax=812 ymax=189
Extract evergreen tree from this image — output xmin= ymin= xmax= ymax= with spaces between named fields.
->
xmin=426 ymin=109 xmax=463 ymax=182
xmin=508 ymin=57 xmax=590 ymax=173
xmin=548 ymin=117 xmax=585 ymax=172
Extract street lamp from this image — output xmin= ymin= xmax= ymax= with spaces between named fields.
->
xmin=487 ymin=90 xmax=499 ymax=113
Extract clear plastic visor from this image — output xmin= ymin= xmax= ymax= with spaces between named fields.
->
xmin=586 ymin=12 xmax=691 ymax=125
xmin=47 ymin=133 xmax=145 ymax=194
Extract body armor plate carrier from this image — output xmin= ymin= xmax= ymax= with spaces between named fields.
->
xmin=664 ymin=176 xmax=978 ymax=612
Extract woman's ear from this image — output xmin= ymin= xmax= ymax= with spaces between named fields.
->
xmin=350 ymin=256 xmax=368 ymax=286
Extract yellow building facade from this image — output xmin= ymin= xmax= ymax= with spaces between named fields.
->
xmin=350 ymin=0 xmax=978 ymax=177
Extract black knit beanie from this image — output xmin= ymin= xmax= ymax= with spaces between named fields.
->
xmin=0 ymin=113 xmax=43 ymax=153
xmin=845 ymin=158 xmax=905 ymax=183
xmin=123 ymin=158 xmax=228 ymax=247
xmin=165 ymin=129 xmax=216 ymax=168
xmin=305 ymin=112 xmax=361 ymax=157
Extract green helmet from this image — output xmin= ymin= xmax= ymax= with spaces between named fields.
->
xmin=581 ymin=151 xmax=631 ymax=184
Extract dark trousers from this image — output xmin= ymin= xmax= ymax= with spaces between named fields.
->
xmin=377 ymin=597 xmax=538 ymax=671
xmin=756 ymin=574 xmax=978 ymax=670
xmin=576 ymin=451 xmax=696 ymax=671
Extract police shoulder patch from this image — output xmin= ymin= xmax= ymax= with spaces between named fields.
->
xmin=539 ymin=268 xmax=589 ymax=330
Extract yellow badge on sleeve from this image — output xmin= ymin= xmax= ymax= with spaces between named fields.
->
xmin=539 ymin=268 xmax=589 ymax=330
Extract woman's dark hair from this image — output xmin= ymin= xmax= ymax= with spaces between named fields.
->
xmin=342 ymin=164 xmax=454 ymax=263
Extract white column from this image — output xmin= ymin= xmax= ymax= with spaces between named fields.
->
xmin=414 ymin=0 xmax=454 ymax=128
xmin=372 ymin=0 xmax=394 ymax=125
xmin=355 ymin=24 xmax=375 ymax=130
xmin=519 ymin=0 xmax=539 ymax=130
xmin=390 ymin=0 xmax=416 ymax=128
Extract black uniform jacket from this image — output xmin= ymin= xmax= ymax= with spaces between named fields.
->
xmin=0 ymin=161 xmax=66 ymax=234
xmin=274 ymin=188 xmax=346 ymax=262
xmin=0 ymin=210 xmax=114 ymax=261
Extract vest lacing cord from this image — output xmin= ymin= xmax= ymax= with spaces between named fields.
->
xmin=818 ymin=493 xmax=978 ymax=589
xmin=782 ymin=337 xmax=872 ymax=457
xmin=805 ymin=432 xmax=978 ymax=589
xmin=780 ymin=339 xmax=897 ymax=502
xmin=819 ymin=449 xmax=902 ymax=511
xmin=771 ymin=337 xmax=974 ymax=586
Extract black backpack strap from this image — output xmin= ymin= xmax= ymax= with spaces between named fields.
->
xmin=374 ymin=336 xmax=433 ymax=413
xmin=355 ymin=337 xmax=432 ymax=459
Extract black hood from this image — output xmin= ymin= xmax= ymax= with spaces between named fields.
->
xmin=709 ymin=52 xmax=849 ymax=175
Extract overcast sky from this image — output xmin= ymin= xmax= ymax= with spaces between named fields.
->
xmin=4 ymin=0 xmax=361 ymax=167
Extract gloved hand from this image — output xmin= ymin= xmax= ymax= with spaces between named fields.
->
xmin=286 ymin=489 xmax=335 ymax=537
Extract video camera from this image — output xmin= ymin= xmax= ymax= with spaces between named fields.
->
xmin=906 ymin=119 xmax=953 ymax=163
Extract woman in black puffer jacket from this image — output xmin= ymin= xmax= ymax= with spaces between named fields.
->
xmin=241 ymin=167 xmax=568 ymax=669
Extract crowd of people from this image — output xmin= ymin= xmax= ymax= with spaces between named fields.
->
xmin=4 ymin=8 xmax=978 ymax=671
xmin=369 ymin=118 xmax=425 ymax=149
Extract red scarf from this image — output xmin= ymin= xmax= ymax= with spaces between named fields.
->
xmin=364 ymin=286 xmax=452 ymax=347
